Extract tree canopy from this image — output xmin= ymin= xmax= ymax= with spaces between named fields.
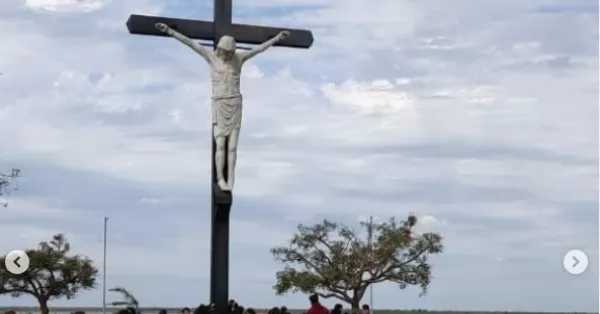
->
xmin=0 ymin=233 xmax=98 ymax=314
xmin=271 ymin=215 xmax=444 ymax=312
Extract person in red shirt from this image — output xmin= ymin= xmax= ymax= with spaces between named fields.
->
xmin=307 ymin=293 xmax=329 ymax=314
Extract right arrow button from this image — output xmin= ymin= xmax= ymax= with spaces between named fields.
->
xmin=564 ymin=250 xmax=588 ymax=275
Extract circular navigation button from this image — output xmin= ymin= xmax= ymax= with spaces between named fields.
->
xmin=563 ymin=249 xmax=588 ymax=275
xmin=4 ymin=250 xmax=30 ymax=274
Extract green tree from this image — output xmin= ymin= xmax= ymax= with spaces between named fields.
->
xmin=271 ymin=215 xmax=444 ymax=313
xmin=0 ymin=234 xmax=98 ymax=314
xmin=109 ymin=286 xmax=140 ymax=313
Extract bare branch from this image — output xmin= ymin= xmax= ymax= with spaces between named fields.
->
xmin=0 ymin=168 xmax=20 ymax=207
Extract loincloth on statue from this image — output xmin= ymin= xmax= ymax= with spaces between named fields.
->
xmin=212 ymin=95 xmax=243 ymax=138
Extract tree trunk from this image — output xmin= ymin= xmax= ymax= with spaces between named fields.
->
xmin=38 ymin=297 xmax=50 ymax=314
xmin=351 ymin=293 xmax=361 ymax=314
xmin=351 ymin=301 xmax=360 ymax=314
xmin=351 ymin=288 xmax=363 ymax=314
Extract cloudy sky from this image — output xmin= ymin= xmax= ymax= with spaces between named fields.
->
xmin=0 ymin=0 xmax=598 ymax=312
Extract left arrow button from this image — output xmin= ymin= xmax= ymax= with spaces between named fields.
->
xmin=4 ymin=250 xmax=29 ymax=274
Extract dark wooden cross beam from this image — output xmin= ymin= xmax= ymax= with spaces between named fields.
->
xmin=126 ymin=1 xmax=313 ymax=313
xmin=126 ymin=14 xmax=314 ymax=49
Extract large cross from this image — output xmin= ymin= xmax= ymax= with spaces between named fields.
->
xmin=126 ymin=0 xmax=313 ymax=312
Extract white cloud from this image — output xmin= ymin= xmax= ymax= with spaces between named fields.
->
xmin=25 ymin=0 xmax=109 ymax=12
xmin=139 ymin=197 xmax=159 ymax=204
xmin=321 ymin=79 xmax=415 ymax=114
xmin=242 ymin=64 xmax=265 ymax=79
xmin=417 ymin=214 xmax=444 ymax=226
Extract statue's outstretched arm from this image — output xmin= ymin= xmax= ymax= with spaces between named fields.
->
xmin=240 ymin=31 xmax=290 ymax=63
xmin=155 ymin=23 xmax=213 ymax=63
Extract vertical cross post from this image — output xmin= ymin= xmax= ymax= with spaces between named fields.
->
xmin=211 ymin=1 xmax=233 ymax=313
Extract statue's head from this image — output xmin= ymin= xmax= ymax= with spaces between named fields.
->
xmin=216 ymin=35 xmax=236 ymax=60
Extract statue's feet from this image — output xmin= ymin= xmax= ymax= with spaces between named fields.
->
xmin=217 ymin=179 xmax=231 ymax=191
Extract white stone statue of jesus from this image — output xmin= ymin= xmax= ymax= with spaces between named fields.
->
xmin=156 ymin=23 xmax=290 ymax=192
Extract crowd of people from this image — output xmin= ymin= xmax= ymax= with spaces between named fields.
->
xmin=3 ymin=294 xmax=371 ymax=314
xmin=110 ymin=294 xmax=370 ymax=314
xmin=180 ymin=294 xmax=370 ymax=314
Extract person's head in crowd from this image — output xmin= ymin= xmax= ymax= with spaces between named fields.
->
xmin=309 ymin=293 xmax=319 ymax=305
xmin=361 ymin=304 xmax=370 ymax=314
xmin=181 ymin=307 xmax=191 ymax=314
xmin=331 ymin=303 xmax=343 ymax=314
xmin=193 ymin=304 xmax=205 ymax=314
xmin=159 ymin=309 xmax=167 ymax=314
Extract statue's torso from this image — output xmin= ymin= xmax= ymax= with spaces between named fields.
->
xmin=210 ymin=55 xmax=242 ymax=99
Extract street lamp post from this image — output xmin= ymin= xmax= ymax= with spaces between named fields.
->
xmin=103 ymin=217 xmax=108 ymax=314
xmin=368 ymin=216 xmax=375 ymax=314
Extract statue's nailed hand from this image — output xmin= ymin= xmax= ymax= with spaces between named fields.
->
xmin=278 ymin=31 xmax=291 ymax=40
xmin=155 ymin=23 xmax=170 ymax=33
